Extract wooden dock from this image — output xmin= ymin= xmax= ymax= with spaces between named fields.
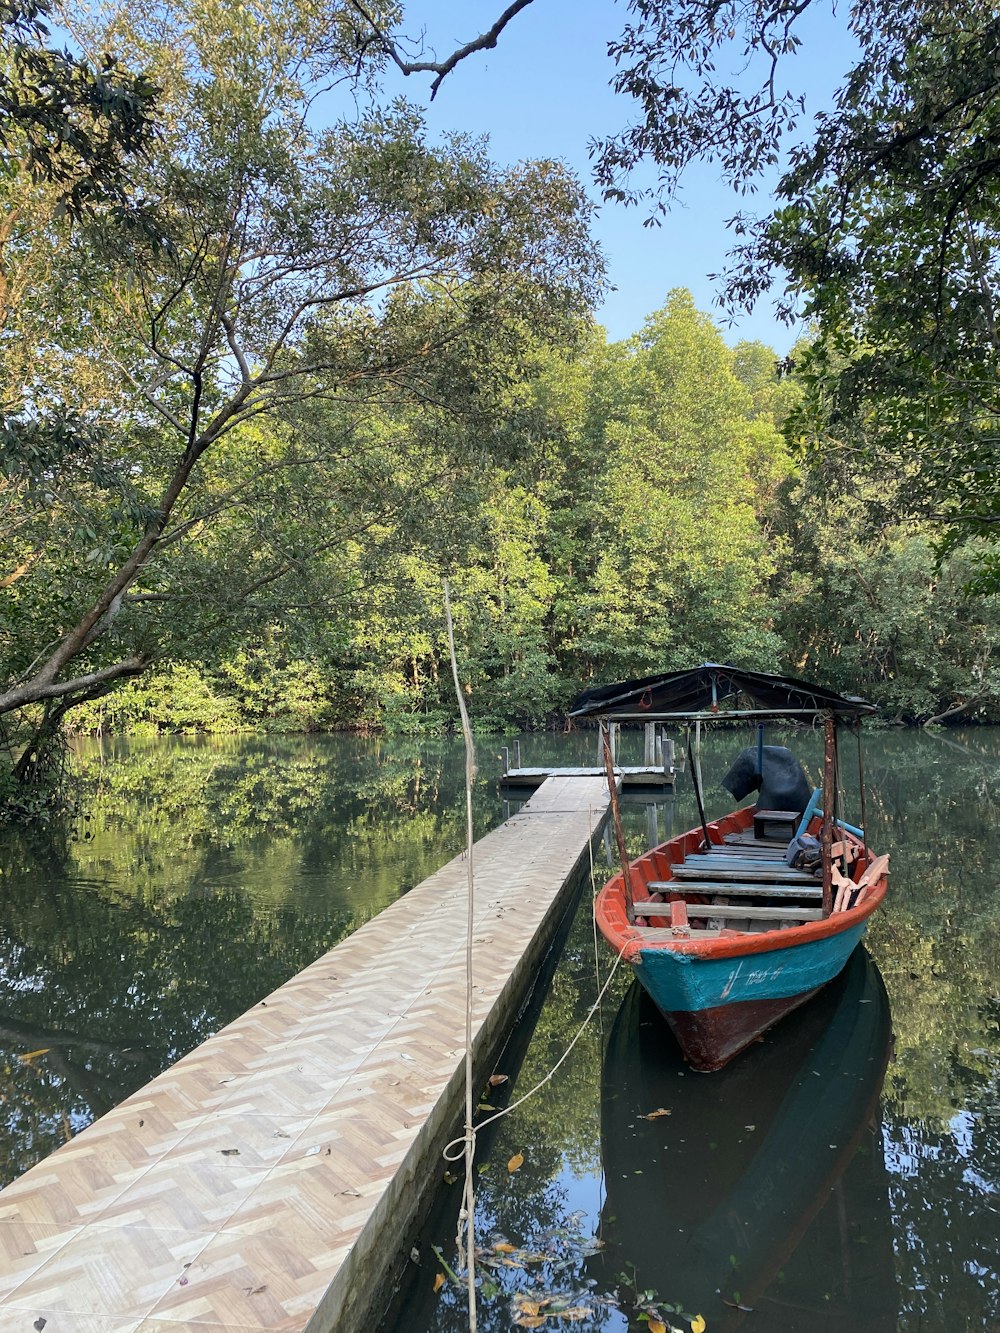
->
xmin=501 ymin=763 xmax=674 ymax=789
xmin=0 ymin=774 xmax=610 ymax=1333
xmin=501 ymin=723 xmax=677 ymax=791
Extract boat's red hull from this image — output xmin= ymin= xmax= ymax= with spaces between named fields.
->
xmin=662 ymin=986 xmax=823 ymax=1071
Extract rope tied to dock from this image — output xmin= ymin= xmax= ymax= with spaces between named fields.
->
xmin=443 ymin=935 xmax=630 ymax=1156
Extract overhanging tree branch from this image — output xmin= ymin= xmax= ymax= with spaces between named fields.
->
xmin=346 ymin=0 xmax=536 ymax=98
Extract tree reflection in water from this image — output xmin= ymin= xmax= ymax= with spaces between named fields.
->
xmin=0 ymin=733 xmax=496 ymax=1187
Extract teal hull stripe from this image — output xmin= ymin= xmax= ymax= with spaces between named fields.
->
xmin=633 ymin=922 xmax=868 ymax=1014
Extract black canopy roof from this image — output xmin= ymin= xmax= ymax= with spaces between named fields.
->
xmin=568 ymin=663 xmax=875 ymax=721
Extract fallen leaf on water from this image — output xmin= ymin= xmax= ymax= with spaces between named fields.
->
xmin=489 ymin=1073 xmax=509 ymax=1086
xmin=640 ymin=1108 xmax=672 ymax=1120
xmin=17 ymin=1049 xmax=50 ymax=1062
xmin=691 ymin=1316 xmax=707 ymax=1333
xmin=508 ymin=1153 xmax=525 ymax=1173
xmin=558 ymin=1308 xmax=593 ymax=1321
xmin=433 ymin=1273 xmax=445 ymax=1294
xmin=501 ymin=1257 xmax=524 ymax=1268
xmin=494 ymin=1242 xmax=518 ymax=1253
xmin=515 ymin=1298 xmax=540 ymax=1316
xmin=648 ymin=1321 xmax=667 ymax=1333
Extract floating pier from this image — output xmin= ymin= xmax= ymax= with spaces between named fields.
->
xmin=501 ymin=723 xmax=677 ymax=790
xmin=0 ymin=774 xmax=610 ymax=1333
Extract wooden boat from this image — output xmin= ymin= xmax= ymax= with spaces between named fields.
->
xmin=571 ymin=664 xmax=889 ymax=1071
xmin=592 ymin=947 xmax=897 ymax=1330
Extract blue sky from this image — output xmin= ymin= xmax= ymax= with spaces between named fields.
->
xmin=380 ymin=1 xmax=856 ymax=352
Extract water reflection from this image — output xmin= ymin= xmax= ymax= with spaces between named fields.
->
xmin=0 ymin=733 xmax=500 ymax=1187
xmin=3 ymin=727 xmax=1000 ymax=1329
xmin=593 ymin=949 xmax=896 ymax=1330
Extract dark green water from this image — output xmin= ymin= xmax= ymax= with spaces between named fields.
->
xmin=1 ymin=727 xmax=998 ymax=1331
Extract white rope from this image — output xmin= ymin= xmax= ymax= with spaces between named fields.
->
xmin=443 ymin=933 xmax=630 ymax=1161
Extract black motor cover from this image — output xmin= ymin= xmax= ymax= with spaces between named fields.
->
xmin=722 ymin=744 xmax=812 ymax=814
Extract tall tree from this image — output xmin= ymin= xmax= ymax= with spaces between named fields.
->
xmin=362 ymin=1 xmax=1000 ymax=573
xmin=540 ymin=291 xmax=791 ymax=682
xmin=0 ymin=0 xmax=602 ymax=786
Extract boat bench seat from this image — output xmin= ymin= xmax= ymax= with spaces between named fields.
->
xmin=634 ymin=902 xmax=823 ymax=923
xmin=671 ymin=863 xmax=817 ymax=884
xmin=645 ymin=880 xmax=822 ymax=900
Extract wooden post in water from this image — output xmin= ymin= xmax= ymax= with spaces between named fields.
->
xmin=646 ymin=801 xmax=660 ymax=850
xmin=822 ymin=715 xmax=836 ymax=916
xmin=601 ymin=720 xmax=635 ymax=921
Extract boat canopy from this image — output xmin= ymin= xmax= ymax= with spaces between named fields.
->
xmin=568 ymin=663 xmax=876 ymax=722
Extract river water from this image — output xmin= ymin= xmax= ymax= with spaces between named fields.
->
xmin=1 ymin=728 xmax=998 ymax=1330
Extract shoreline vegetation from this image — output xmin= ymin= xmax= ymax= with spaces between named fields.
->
xmin=4 ymin=0 xmax=999 ymax=812
xmin=6 ymin=288 xmax=1000 ymax=817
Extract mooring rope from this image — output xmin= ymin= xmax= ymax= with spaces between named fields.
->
xmin=443 ymin=934 xmax=630 ymax=1159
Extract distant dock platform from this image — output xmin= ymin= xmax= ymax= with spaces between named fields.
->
xmin=502 ymin=764 xmax=674 ymax=789
xmin=501 ymin=722 xmax=678 ymax=791
xmin=0 ymin=774 xmax=610 ymax=1333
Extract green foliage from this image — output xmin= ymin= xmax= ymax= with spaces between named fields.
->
xmin=772 ymin=458 xmax=1000 ymax=721
xmin=543 ymin=292 xmax=791 ymax=682
xmin=558 ymin=0 xmax=1000 ymax=576
xmin=0 ymin=0 xmax=602 ymax=786
xmin=0 ymin=0 xmax=157 ymax=218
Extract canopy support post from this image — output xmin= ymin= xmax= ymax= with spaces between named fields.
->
xmin=601 ymin=719 xmax=635 ymax=922
xmin=822 ymin=715 xmax=837 ymax=915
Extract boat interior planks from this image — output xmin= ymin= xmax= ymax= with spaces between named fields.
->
xmin=644 ymin=880 xmax=823 ymax=900
xmin=670 ymin=863 xmax=817 ymax=884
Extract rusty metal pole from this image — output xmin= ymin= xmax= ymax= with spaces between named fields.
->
xmin=822 ymin=715 xmax=836 ymax=916
xmin=601 ymin=719 xmax=635 ymax=922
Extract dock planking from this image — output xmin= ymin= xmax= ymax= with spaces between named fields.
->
xmin=0 ymin=774 xmax=610 ymax=1333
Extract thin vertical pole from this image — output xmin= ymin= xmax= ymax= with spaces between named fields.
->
xmin=822 ymin=715 xmax=836 ymax=916
xmin=443 ymin=581 xmax=477 ymax=1331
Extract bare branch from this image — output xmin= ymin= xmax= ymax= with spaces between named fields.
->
xmin=347 ymin=0 xmax=536 ymax=98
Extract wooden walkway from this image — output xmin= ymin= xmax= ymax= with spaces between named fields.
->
xmin=0 ymin=775 xmax=609 ymax=1333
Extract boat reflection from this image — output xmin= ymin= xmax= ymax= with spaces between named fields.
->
xmin=593 ymin=947 xmax=897 ymax=1330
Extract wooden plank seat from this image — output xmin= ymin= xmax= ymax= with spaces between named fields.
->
xmin=685 ymin=854 xmax=789 ymax=870
xmin=695 ymin=847 xmax=787 ymax=860
xmin=684 ymin=903 xmax=822 ymax=921
xmin=643 ymin=881 xmax=823 ymax=900
xmin=636 ymin=902 xmax=823 ymax=928
xmin=724 ymin=832 xmax=789 ymax=846
xmin=694 ymin=843 xmax=789 ymax=856
xmin=670 ymin=863 xmax=817 ymax=884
